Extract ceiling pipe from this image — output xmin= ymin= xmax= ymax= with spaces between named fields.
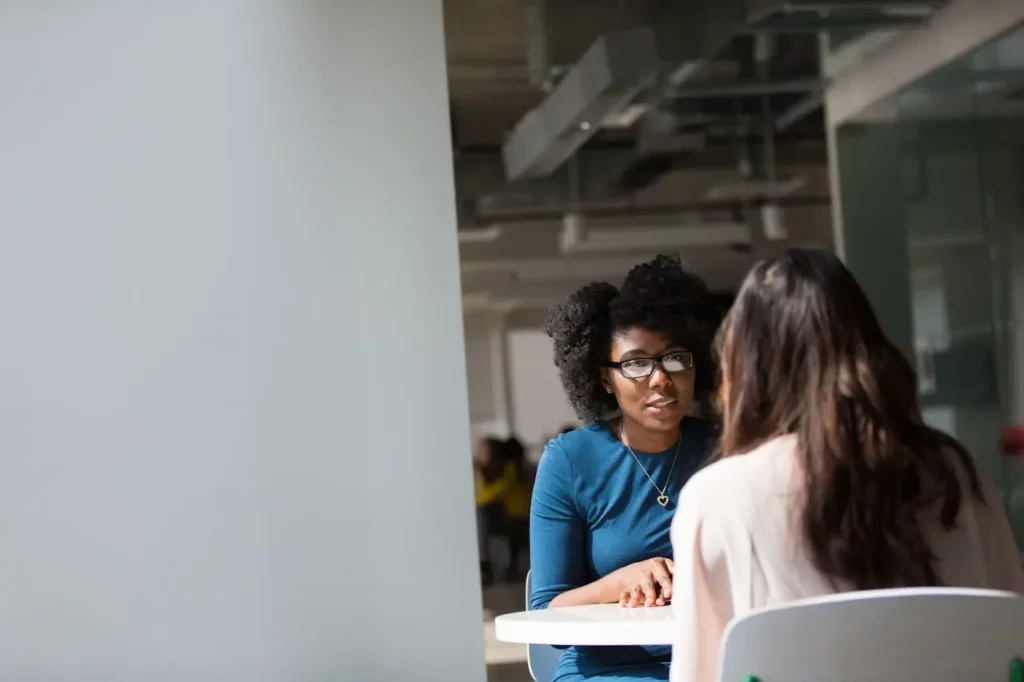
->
xmin=739 ymin=13 xmax=926 ymax=32
xmin=474 ymin=196 xmax=831 ymax=226
xmin=666 ymin=78 xmax=820 ymax=98
xmin=775 ymin=89 xmax=826 ymax=131
xmin=779 ymin=1 xmax=944 ymax=11
xmin=525 ymin=0 xmax=555 ymax=89
xmin=457 ymin=141 xmax=829 ymax=217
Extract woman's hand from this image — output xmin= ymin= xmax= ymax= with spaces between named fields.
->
xmin=613 ymin=557 xmax=674 ymax=608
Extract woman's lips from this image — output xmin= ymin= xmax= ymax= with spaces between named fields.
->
xmin=646 ymin=397 xmax=678 ymax=410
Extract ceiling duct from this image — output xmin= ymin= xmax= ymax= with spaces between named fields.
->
xmin=502 ymin=28 xmax=659 ymax=181
xmin=501 ymin=0 xmax=949 ymax=191
xmin=504 ymin=1 xmax=740 ymax=183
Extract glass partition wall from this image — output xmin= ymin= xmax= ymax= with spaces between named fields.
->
xmin=833 ymin=22 xmax=1024 ymax=549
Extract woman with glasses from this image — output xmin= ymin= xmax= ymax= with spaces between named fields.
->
xmin=530 ymin=254 xmax=720 ymax=682
xmin=669 ymin=247 xmax=1023 ymax=682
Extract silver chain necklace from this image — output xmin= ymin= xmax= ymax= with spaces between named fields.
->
xmin=620 ymin=426 xmax=682 ymax=508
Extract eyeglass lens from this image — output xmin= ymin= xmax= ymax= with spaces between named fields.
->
xmin=619 ymin=352 xmax=692 ymax=379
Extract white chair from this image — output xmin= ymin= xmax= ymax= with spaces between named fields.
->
xmin=719 ymin=588 xmax=1024 ymax=682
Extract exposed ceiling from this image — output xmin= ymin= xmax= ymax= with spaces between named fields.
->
xmin=444 ymin=0 xmax=951 ymax=314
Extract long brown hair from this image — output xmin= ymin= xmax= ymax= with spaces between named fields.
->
xmin=715 ymin=247 xmax=981 ymax=590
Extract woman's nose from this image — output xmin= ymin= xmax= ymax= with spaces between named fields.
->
xmin=648 ymin=363 xmax=671 ymax=388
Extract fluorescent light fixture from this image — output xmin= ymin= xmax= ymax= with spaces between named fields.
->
xmin=705 ymin=176 xmax=805 ymax=201
xmin=458 ymin=225 xmax=503 ymax=244
xmin=559 ymin=219 xmax=751 ymax=254
xmin=881 ymin=4 xmax=937 ymax=17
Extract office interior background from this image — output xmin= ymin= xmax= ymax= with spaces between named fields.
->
xmin=454 ymin=0 xmax=1024 ymax=537
xmin=452 ymin=3 xmax=1024 ymax=678
xmin=0 ymin=1 xmax=1023 ymax=681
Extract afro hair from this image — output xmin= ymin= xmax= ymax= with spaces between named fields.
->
xmin=543 ymin=254 xmax=721 ymax=423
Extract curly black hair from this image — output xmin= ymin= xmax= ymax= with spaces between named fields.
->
xmin=543 ymin=254 xmax=721 ymax=423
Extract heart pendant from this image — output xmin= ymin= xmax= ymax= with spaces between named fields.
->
xmin=657 ymin=494 xmax=669 ymax=507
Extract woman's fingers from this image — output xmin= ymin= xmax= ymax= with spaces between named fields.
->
xmin=618 ymin=559 xmax=677 ymax=607
xmin=641 ymin=578 xmax=658 ymax=607
xmin=653 ymin=561 xmax=673 ymax=601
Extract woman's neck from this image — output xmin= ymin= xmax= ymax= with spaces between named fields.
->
xmin=618 ymin=417 xmax=681 ymax=454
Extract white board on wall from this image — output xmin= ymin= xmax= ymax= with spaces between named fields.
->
xmin=507 ymin=330 xmax=578 ymax=447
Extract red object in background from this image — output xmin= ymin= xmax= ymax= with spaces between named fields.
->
xmin=1002 ymin=426 xmax=1024 ymax=457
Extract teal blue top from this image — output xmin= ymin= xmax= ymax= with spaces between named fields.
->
xmin=529 ymin=418 xmax=716 ymax=682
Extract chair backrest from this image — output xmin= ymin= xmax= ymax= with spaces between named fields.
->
xmin=720 ymin=588 xmax=1024 ymax=682
xmin=525 ymin=570 xmax=562 ymax=682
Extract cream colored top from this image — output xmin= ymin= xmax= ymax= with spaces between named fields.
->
xmin=669 ymin=435 xmax=1024 ymax=682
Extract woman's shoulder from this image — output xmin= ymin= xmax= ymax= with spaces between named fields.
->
xmin=678 ymin=435 xmax=798 ymax=514
xmin=545 ymin=422 xmax=613 ymax=458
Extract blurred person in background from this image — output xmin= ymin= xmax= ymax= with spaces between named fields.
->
xmin=531 ymin=254 xmax=721 ymax=682
xmin=475 ymin=435 xmax=534 ymax=583
xmin=670 ymin=247 xmax=1024 ymax=682
xmin=501 ymin=436 xmax=532 ymax=580
xmin=474 ymin=436 xmax=507 ymax=586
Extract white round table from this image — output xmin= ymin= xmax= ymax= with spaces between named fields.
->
xmin=494 ymin=604 xmax=675 ymax=646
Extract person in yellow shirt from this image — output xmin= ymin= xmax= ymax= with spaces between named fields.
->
xmin=500 ymin=437 xmax=532 ymax=580
xmin=474 ymin=436 xmax=534 ymax=582
xmin=474 ymin=437 xmax=506 ymax=585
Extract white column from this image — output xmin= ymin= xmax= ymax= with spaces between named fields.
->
xmin=0 ymin=3 xmax=484 ymax=681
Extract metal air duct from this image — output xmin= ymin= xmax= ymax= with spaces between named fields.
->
xmin=499 ymin=0 xmax=950 ymax=190
xmin=501 ymin=28 xmax=659 ymax=182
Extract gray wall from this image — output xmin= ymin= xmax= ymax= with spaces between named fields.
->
xmin=0 ymin=3 xmax=484 ymax=681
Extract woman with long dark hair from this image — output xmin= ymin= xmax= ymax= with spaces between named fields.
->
xmin=669 ymin=247 xmax=1023 ymax=682
xmin=532 ymin=254 xmax=720 ymax=682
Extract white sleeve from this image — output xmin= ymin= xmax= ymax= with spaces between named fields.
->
xmin=669 ymin=473 xmax=742 ymax=682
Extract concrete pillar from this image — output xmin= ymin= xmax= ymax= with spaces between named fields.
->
xmin=0 ymin=3 xmax=484 ymax=680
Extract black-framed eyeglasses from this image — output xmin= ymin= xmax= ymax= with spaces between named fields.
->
xmin=606 ymin=351 xmax=694 ymax=380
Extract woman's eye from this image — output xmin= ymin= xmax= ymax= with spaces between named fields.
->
xmin=622 ymin=360 xmax=652 ymax=376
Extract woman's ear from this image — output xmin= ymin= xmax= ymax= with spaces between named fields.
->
xmin=601 ymin=368 xmax=614 ymax=395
